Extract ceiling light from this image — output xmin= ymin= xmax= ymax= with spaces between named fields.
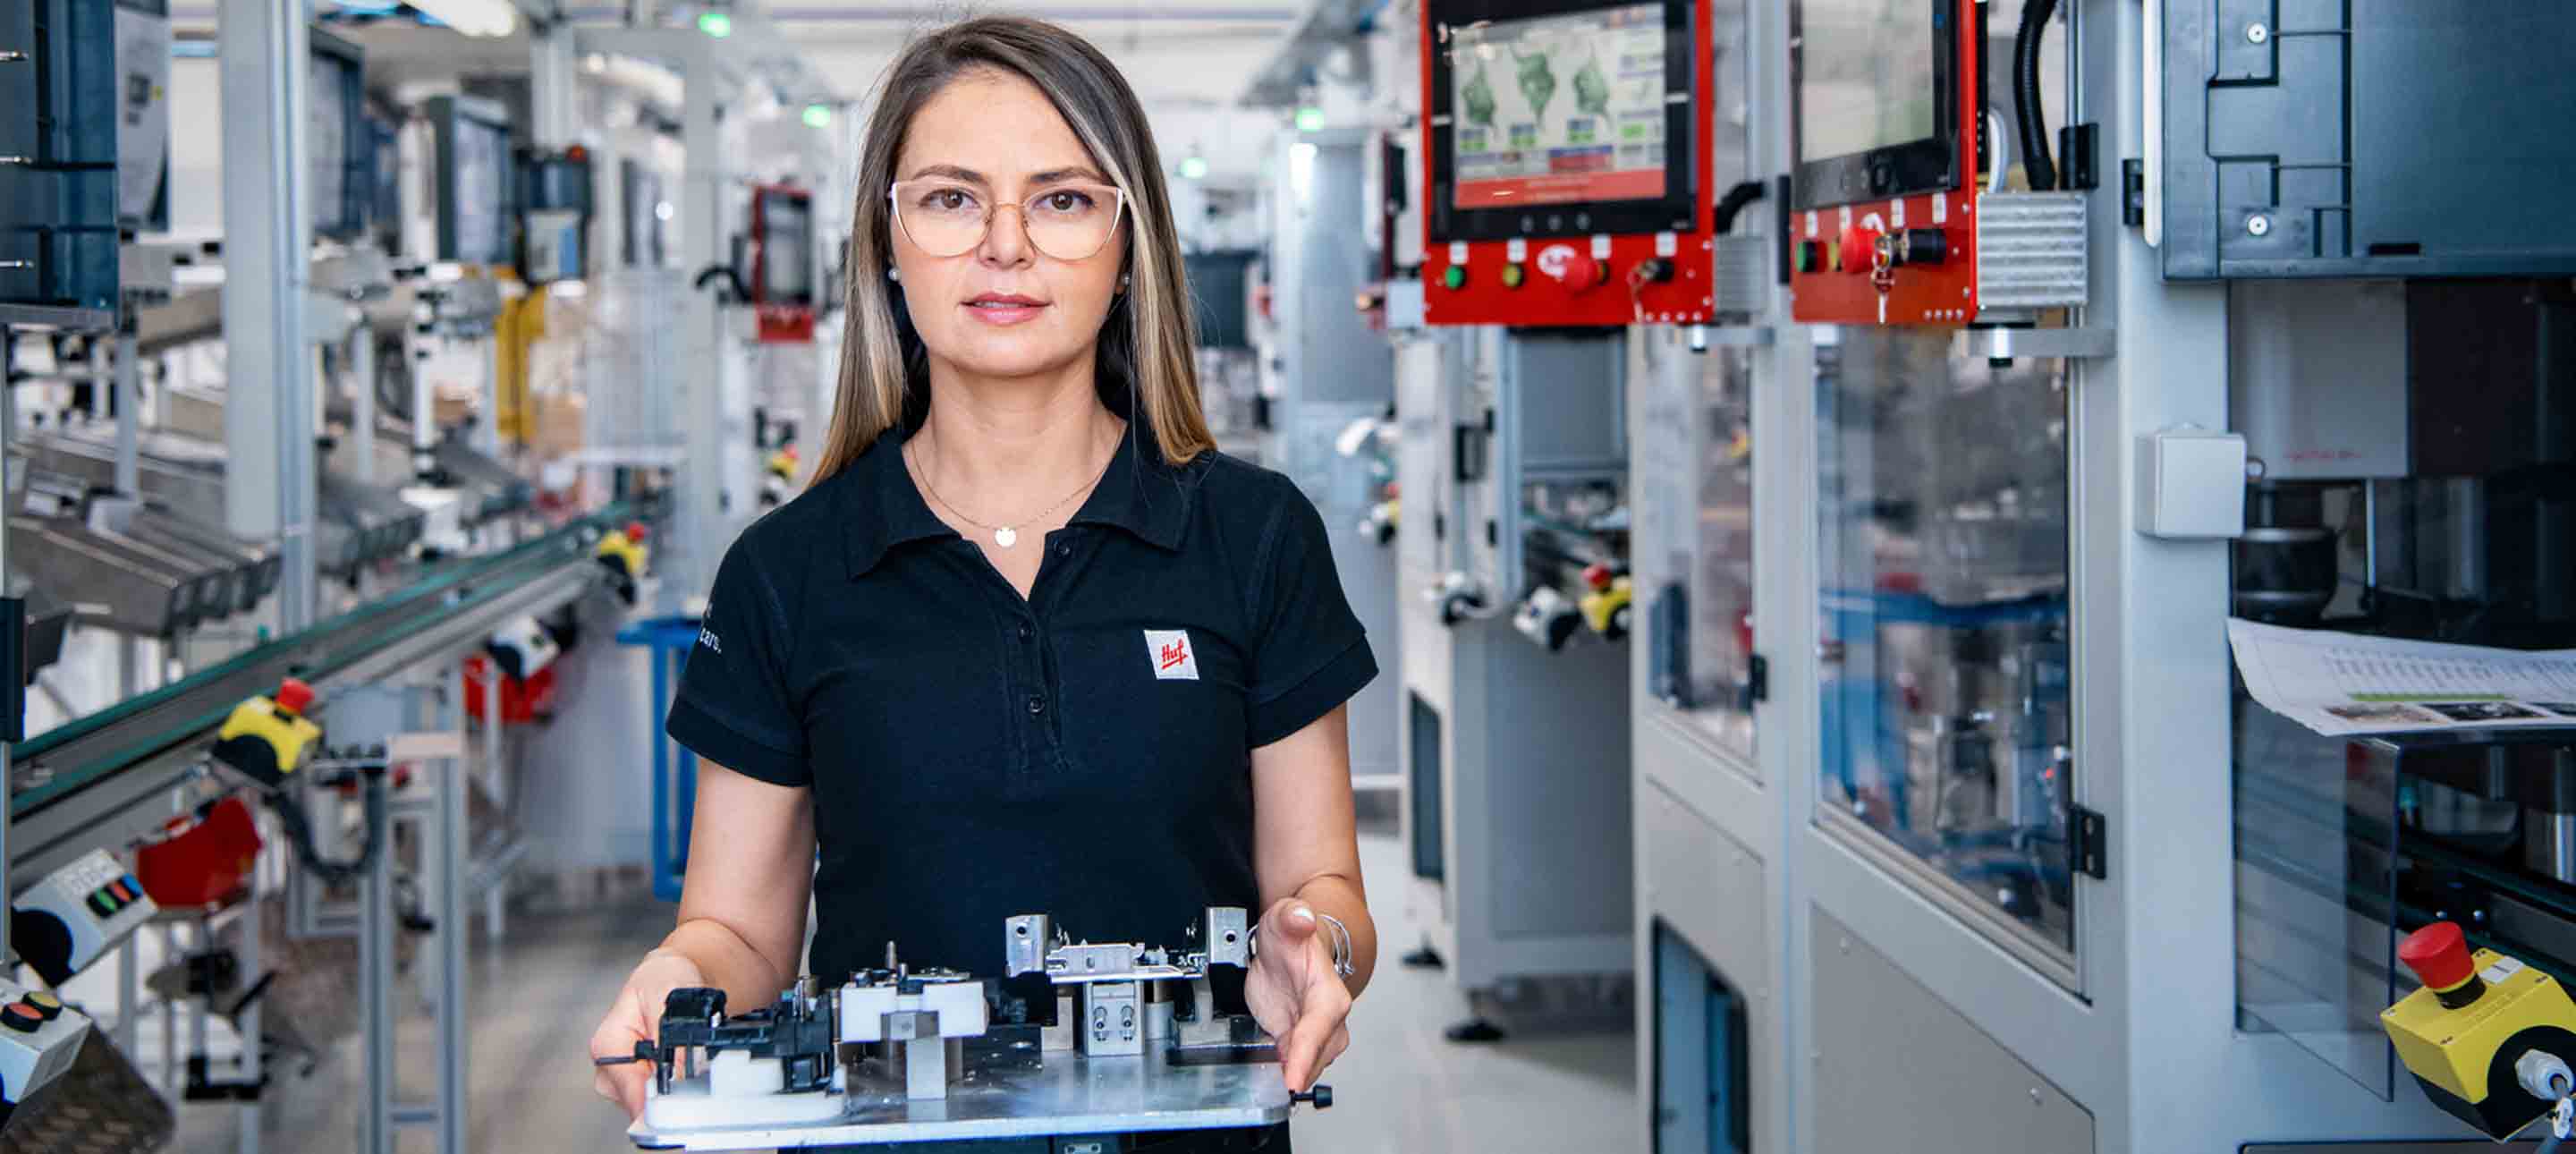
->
xmin=1294 ymin=106 xmax=1326 ymax=132
xmin=1179 ymin=156 xmax=1208 ymax=180
xmin=698 ymin=12 xmax=733 ymax=38
xmin=408 ymin=0 xmax=519 ymax=38
xmin=802 ymin=104 xmax=833 ymax=129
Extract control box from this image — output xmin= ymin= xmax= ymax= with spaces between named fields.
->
xmin=10 ymin=849 xmax=158 ymax=988
xmin=747 ymin=184 xmax=817 ymax=344
xmin=516 ymin=146 xmax=595 ymax=285
xmin=1420 ymin=0 xmax=1717 ymax=327
xmin=0 ymin=978 xmax=88 ymax=1124
xmin=1786 ymin=0 xmax=2087 ymax=325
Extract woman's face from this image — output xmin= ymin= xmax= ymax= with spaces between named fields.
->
xmin=889 ymin=69 xmax=1130 ymax=386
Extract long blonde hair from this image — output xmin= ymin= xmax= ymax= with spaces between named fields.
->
xmin=810 ymin=16 xmax=1215 ymax=485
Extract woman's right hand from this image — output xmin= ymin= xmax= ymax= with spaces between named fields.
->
xmin=589 ymin=949 xmax=709 ymax=1119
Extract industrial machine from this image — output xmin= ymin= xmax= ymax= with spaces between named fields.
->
xmin=1394 ymin=323 xmax=1634 ymax=1040
xmin=1785 ymin=0 xmax=2087 ymax=326
xmin=1 ymin=0 xmax=121 ymax=324
xmin=614 ymin=908 xmax=1329 ymax=1150
xmin=421 ymin=95 xmax=516 ymax=270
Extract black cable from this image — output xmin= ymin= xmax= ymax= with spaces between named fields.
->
xmin=1711 ymin=181 xmax=1767 ymax=235
xmin=2015 ymin=0 xmax=2060 ymax=191
xmin=260 ymin=768 xmax=389 ymax=887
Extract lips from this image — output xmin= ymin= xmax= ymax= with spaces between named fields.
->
xmin=962 ymin=292 xmax=1048 ymax=327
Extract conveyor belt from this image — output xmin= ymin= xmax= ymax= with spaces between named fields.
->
xmin=7 ymin=502 xmax=648 ymax=882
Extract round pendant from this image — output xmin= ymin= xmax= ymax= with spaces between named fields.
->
xmin=994 ymin=526 xmax=1018 ymax=548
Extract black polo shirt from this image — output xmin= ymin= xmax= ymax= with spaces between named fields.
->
xmin=665 ymin=423 xmax=1377 ymax=987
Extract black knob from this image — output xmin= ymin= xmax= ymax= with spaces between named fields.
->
xmin=1292 ymin=1084 xmax=1334 ymax=1109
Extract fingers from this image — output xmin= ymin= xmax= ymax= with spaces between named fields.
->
xmin=1280 ymin=974 xmax=1354 ymax=1091
xmin=590 ymin=983 xmax=657 ymax=1120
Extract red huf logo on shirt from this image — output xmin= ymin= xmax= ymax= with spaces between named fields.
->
xmin=1143 ymin=629 xmax=1199 ymax=681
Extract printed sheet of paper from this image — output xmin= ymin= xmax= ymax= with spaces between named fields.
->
xmin=2227 ymin=618 xmax=2576 ymax=736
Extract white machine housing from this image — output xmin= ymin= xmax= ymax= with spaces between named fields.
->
xmin=10 ymin=848 xmax=157 ymax=988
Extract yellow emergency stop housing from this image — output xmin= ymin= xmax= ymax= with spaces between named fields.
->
xmin=767 ymin=450 xmax=797 ymax=481
xmin=210 ymin=694 xmax=323 ymax=789
xmin=1580 ymin=576 xmax=1634 ymax=640
xmin=597 ymin=530 xmax=648 ymax=604
xmin=2381 ymin=946 xmax=2576 ymax=1139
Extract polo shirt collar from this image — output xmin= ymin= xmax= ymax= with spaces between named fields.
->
xmin=841 ymin=428 xmax=958 ymax=578
xmin=1069 ymin=427 xmax=1191 ymax=553
xmin=841 ymin=423 xmax=1191 ymax=578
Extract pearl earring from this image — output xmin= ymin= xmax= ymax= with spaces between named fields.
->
xmin=887 ymin=267 xmax=900 ymax=282
xmin=1119 ymin=273 xmax=1131 ymax=291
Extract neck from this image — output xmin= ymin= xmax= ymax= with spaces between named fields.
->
xmin=914 ymin=357 xmax=1120 ymax=512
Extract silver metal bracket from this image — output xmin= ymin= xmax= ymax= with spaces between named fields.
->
xmin=1952 ymin=326 xmax=2116 ymax=361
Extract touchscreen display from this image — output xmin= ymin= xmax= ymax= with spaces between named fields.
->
xmin=761 ymin=196 xmax=813 ymax=303
xmin=1795 ymin=0 xmax=1937 ymax=163
xmin=1448 ymin=2 xmax=1670 ymax=209
xmin=448 ymin=115 xmax=511 ymax=265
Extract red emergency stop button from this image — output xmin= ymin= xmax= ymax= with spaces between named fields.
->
xmin=275 ymin=678 xmax=316 ymax=717
xmin=1538 ymin=249 xmax=1605 ymax=295
xmin=1836 ymin=228 xmax=1880 ymax=276
xmin=2400 ymin=921 xmax=2479 ymax=993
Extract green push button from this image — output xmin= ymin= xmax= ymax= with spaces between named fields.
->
xmin=1441 ymin=265 xmax=1467 ymax=290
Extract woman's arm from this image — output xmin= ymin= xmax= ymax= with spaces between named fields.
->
xmin=1246 ymin=702 xmax=1375 ymax=1090
xmin=664 ymin=762 xmax=818 ymax=1002
xmin=1251 ymin=702 xmax=1377 ymax=993
xmin=591 ymin=762 xmax=814 ymax=1116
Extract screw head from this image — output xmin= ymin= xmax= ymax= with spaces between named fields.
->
xmin=2246 ymin=21 xmax=2269 ymax=43
xmin=2246 ymin=214 xmax=2273 ymax=237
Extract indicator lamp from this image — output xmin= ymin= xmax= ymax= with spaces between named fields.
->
xmin=1441 ymin=265 xmax=1468 ymax=290
xmin=1500 ymin=264 xmax=1524 ymax=289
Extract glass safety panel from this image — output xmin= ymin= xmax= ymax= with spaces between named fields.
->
xmin=1640 ymin=337 xmax=1758 ymax=763
xmin=1815 ymin=329 xmax=2076 ymax=963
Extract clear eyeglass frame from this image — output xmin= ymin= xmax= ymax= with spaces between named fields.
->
xmin=887 ymin=179 xmax=1129 ymax=261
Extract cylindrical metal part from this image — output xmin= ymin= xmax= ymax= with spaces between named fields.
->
xmin=2233 ymin=483 xmax=2338 ymax=624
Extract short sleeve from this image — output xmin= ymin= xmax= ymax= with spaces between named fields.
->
xmin=665 ymin=538 xmax=809 ymax=786
xmin=1244 ymin=482 xmax=1379 ymax=748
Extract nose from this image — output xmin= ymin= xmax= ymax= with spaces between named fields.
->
xmin=979 ymin=202 xmax=1034 ymax=267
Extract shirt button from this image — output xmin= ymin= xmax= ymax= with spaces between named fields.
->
xmin=1018 ymin=623 xmax=1034 ymax=641
xmin=1027 ymin=694 xmax=1046 ymax=716
xmin=1055 ymin=543 xmax=1072 ymax=558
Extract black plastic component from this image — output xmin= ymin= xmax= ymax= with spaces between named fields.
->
xmin=2071 ymin=805 xmax=2107 ymax=879
xmin=1444 ymin=1018 xmax=1507 ymax=1043
xmin=1774 ymin=174 xmax=1794 ymax=284
xmin=10 ymin=910 xmax=73 ymax=986
xmin=1893 ymin=228 xmax=1948 ymax=267
xmin=1636 ymin=258 xmax=1674 ymax=283
xmin=2160 ymin=2 xmax=2576 ymax=278
xmin=2057 ymin=123 xmax=2097 ymax=191
xmin=1453 ymin=421 xmax=1489 ymax=483
xmin=1398 ymin=944 xmax=1445 ymax=970
xmin=0 ymin=595 xmax=22 ymax=740
xmin=1649 ymin=583 xmax=1690 ymax=709
xmin=1292 ymin=1084 xmax=1334 ymax=1109
xmin=2121 ymin=158 xmax=2146 ymax=226
xmin=1747 ymin=652 xmax=1769 ymax=705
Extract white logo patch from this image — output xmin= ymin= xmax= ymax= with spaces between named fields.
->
xmin=1144 ymin=629 xmax=1199 ymax=681
xmin=698 ymin=627 xmax=722 ymax=654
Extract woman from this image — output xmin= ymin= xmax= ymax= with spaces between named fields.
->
xmin=589 ymin=15 xmax=1379 ymax=1149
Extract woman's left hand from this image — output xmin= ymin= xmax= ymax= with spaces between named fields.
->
xmin=1243 ymin=896 xmax=1353 ymax=1092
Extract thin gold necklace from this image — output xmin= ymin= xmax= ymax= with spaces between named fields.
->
xmin=907 ymin=428 xmax=1116 ymax=549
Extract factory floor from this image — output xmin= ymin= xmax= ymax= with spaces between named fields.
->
xmin=171 ymin=828 xmax=1635 ymax=1153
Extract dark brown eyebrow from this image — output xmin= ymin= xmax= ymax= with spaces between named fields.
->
xmin=902 ymin=163 xmax=1110 ymax=187
xmin=905 ymin=163 xmax=987 ymax=184
xmin=1030 ymin=165 xmax=1112 ymax=186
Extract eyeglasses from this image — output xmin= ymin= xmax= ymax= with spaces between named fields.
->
xmin=889 ymin=179 xmax=1128 ymax=261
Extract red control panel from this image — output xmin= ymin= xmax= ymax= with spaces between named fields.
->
xmin=1419 ymin=0 xmax=1718 ymax=327
xmin=1788 ymin=0 xmax=1984 ymax=326
xmin=750 ymin=184 xmax=817 ymax=344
